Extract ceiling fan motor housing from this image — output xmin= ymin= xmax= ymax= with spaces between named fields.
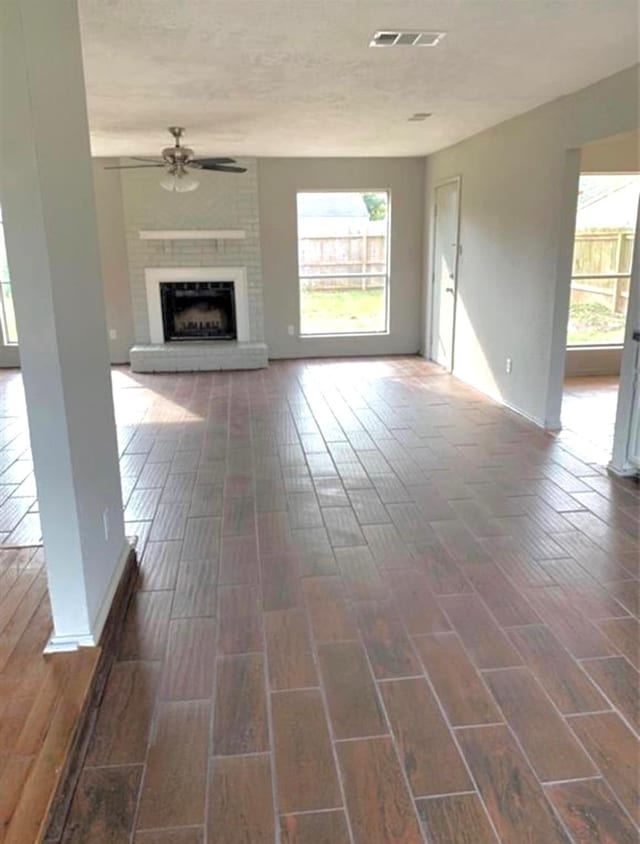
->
xmin=162 ymin=145 xmax=193 ymax=164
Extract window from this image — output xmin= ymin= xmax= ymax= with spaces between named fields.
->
xmin=297 ymin=191 xmax=389 ymax=336
xmin=0 ymin=209 xmax=18 ymax=345
xmin=567 ymin=174 xmax=640 ymax=347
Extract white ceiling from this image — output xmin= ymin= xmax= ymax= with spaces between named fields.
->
xmin=78 ymin=0 xmax=639 ymax=158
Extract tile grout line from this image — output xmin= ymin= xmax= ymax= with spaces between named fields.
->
xmin=346 ymin=605 xmax=433 ymax=844
xmin=287 ymin=414 xmax=358 ymax=844
xmin=125 ymin=391 xmax=180 ymax=844
xmin=393 ymin=618 xmax=506 ymax=844
xmin=202 ymin=396 xmax=225 ymax=844
xmin=250 ymin=373 xmax=285 ymax=844
xmin=429 ymin=595 xmax=611 ymax=842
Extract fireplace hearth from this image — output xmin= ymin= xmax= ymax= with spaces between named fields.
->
xmin=134 ymin=266 xmax=268 ymax=371
xmin=160 ymin=281 xmax=237 ymax=341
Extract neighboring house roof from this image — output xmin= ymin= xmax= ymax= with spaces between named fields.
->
xmin=576 ymin=175 xmax=640 ymax=231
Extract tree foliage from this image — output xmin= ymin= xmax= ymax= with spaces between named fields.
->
xmin=363 ymin=193 xmax=387 ymax=221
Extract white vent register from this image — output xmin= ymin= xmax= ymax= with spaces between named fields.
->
xmin=369 ymin=31 xmax=446 ymax=47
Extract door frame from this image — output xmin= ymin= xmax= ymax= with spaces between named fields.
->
xmin=545 ymin=155 xmax=640 ymax=473
xmin=543 ymin=150 xmax=581 ymax=430
xmin=429 ymin=175 xmax=462 ymax=372
xmin=610 ymin=196 xmax=640 ymax=475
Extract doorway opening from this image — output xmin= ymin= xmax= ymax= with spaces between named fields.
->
xmin=560 ymin=171 xmax=640 ymax=463
xmin=430 ymin=177 xmax=461 ymax=371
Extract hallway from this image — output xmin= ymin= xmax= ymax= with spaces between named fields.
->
xmin=1 ymin=358 xmax=638 ymax=843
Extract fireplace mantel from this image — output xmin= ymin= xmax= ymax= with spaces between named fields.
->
xmin=138 ymin=230 xmax=246 ymax=241
xmin=144 ymin=267 xmax=250 ymax=343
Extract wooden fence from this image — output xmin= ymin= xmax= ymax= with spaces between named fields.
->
xmin=571 ymin=229 xmax=634 ymax=314
xmin=299 ymin=231 xmax=387 ymax=290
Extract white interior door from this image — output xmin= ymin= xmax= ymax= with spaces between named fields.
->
xmin=431 ymin=178 xmax=460 ymax=370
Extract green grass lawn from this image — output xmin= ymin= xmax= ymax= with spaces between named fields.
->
xmin=567 ymin=301 xmax=626 ymax=345
xmin=567 ymin=326 xmax=625 ymax=345
xmin=300 ymin=288 xmax=386 ymax=335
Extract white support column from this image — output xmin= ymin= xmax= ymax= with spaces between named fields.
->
xmin=544 ymin=148 xmax=581 ymax=430
xmin=0 ymin=0 xmax=130 ymax=650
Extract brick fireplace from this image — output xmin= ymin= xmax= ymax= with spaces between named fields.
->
xmin=122 ymin=158 xmax=268 ymax=372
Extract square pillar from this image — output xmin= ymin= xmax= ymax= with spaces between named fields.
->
xmin=0 ymin=0 xmax=130 ymax=650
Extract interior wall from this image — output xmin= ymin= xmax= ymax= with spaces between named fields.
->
xmin=258 ymin=157 xmax=424 ymax=359
xmin=423 ymin=66 xmax=639 ymax=426
xmin=565 ymin=346 xmax=623 ymax=377
xmin=0 ymin=160 xmax=134 ymax=368
xmin=0 ymin=338 xmax=19 ymax=368
xmin=581 ymin=129 xmax=640 ymax=172
xmin=0 ymin=196 xmax=19 ymax=367
xmin=93 ymin=160 xmax=134 ymax=363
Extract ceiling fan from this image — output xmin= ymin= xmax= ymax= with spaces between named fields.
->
xmin=105 ymin=126 xmax=246 ymax=192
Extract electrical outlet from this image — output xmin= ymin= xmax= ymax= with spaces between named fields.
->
xmin=102 ymin=508 xmax=110 ymax=541
xmin=109 ymin=328 xmax=117 ymax=340
xmin=506 ymin=357 xmax=513 ymax=374
xmin=287 ymin=325 xmax=295 ymax=336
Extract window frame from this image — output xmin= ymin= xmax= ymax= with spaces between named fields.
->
xmin=0 ymin=213 xmax=18 ymax=347
xmin=296 ymin=189 xmax=391 ymax=338
xmin=566 ymin=175 xmax=638 ymax=350
xmin=566 ymin=268 xmax=631 ymax=350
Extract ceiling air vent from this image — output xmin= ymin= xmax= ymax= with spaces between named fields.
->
xmin=369 ymin=30 xmax=446 ymax=48
xmin=416 ymin=32 xmax=445 ymax=46
xmin=396 ymin=32 xmax=421 ymax=46
xmin=370 ymin=31 xmax=400 ymax=46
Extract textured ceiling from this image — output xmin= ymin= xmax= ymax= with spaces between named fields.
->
xmin=78 ymin=0 xmax=639 ymax=158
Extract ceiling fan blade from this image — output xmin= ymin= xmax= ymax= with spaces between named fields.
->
xmin=198 ymin=163 xmax=247 ymax=173
xmin=190 ymin=157 xmax=236 ymax=166
xmin=130 ymin=156 xmax=164 ymax=163
xmin=104 ymin=164 xmax=165 ymax=170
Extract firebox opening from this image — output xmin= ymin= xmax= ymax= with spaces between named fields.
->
xmin=160 ymin=281 xmax=237 ymax=341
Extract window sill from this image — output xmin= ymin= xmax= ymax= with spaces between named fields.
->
xmin=299 ymin=331 xmax=390 ymax=340
xmin=566 ymin=345 xmax=624 ymax=351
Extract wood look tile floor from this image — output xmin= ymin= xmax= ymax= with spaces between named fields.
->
xmin=0 ymin=359 xmax=637 ymax=843
xmin=0 ymin=547 xmax=99 ymax=843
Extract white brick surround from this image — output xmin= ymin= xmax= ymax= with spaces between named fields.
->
xmin=120 ymin=158 xmax=267 ymax=371
xmin=144 ymin=267 xmax=250 ymax=344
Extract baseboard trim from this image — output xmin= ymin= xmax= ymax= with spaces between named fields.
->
xmin=43 ymin=632 xmax=98 ymax=653
xmin=44 ymin=539 xmax=134 ymax=654
xmin=43 ymin=546 xmax=138 ymax=843
xmin=89 ymin=538 xmax=136 ymax=647
xmin=449 ymin=369 xmax=548 ymax=430
xmin=608 ymin=460 xmax=640 ymax=478
xmin=543 ymin=417 xmax=562 ymax=432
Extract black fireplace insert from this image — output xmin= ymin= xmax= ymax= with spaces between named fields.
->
xmin=160 ymin=281 xmax=237 ymax=341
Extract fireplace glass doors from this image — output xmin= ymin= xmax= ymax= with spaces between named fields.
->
xmin=160 ymin=281 xmax=236 ymax=341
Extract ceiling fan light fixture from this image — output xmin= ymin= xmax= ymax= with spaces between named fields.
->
xmin=160 ymin=167 xmax=199 ymax=193
xmin=175 ymin=171 xmax=199 ymax=193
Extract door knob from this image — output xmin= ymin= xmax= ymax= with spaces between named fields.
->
xmin=445 ymin=287 xmax=454 ymax=294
